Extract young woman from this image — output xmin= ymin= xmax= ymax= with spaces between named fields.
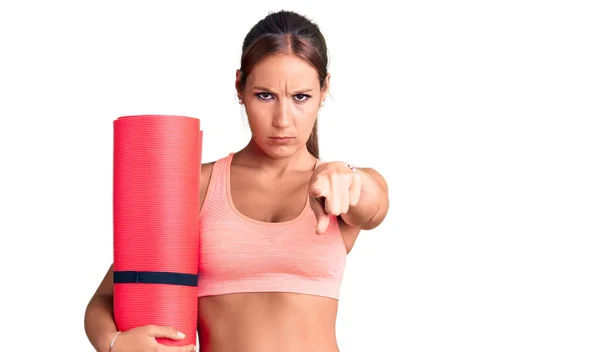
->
xmin=85 ymin=10 xmax=389 ymax=352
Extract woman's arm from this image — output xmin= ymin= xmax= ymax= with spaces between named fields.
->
xmin=84 ymin=266 xmax=195 ymax=352
xmin=84 ymin=264 xmax=120 ymax=352
xmin=341 ymin=166 xmax=389 ymax=230
xmin=309 ymin=162 xmax=389 ymax=233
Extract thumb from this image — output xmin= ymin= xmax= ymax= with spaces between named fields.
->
xmin=149 ymin=325 xmax=186 ymax=340
xmin=310 ymin=197 xmax=330 ymax=234
xmin=309 ymin=185 xmax=325 ymax=199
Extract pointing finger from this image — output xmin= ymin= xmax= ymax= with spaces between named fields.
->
xmin=310 ymin=196 xmax=330 ymax=234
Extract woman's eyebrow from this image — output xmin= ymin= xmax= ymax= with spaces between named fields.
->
xmin=252 ymin=86 xmax=314 ymax=94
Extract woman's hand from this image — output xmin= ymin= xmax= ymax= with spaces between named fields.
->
xmin=110 ymin=325 xmax=196 ymax=352
xmin=309 ymin=161 xmax=362 ymax=234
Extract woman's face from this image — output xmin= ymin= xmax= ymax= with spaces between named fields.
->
xmin=238 ymin=54 xmax=328 ymax=159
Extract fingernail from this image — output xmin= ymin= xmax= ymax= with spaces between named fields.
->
xmin=178 ymin=331 xmax=185 ymax=338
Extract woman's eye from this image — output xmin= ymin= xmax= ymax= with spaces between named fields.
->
xmin=294 ymin=94 xmax=311 ymax=102
xmin=256 ymin=92 xmax=273 ymax=100
xmin=255 ymin=93 xmax=311 ymax=102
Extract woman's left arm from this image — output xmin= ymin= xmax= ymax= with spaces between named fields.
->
xmin=342 ymin=166 xmax=389 ymax=230
xmin=309 ymin=162 xmax=389 ymax=233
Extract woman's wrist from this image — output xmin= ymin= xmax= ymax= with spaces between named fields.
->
xmin=97 ymin=330 xmax=120 ymax=352
xmin=108 ymin=331 xmax=121 ymax=352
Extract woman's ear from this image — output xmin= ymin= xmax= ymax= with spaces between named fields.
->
xmin=321 ymin=73 xmax=331 ymax=104
xmin=235 ymin=69 xmax=243 ymax=100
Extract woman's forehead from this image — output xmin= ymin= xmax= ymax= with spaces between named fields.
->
xmin=248 ymin=54 xmax=320 ymax=87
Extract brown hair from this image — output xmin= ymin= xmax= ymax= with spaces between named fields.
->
xmin=236 ymin=10 xmax=329 ymax=159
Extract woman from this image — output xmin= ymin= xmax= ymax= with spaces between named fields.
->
xmin=85 ymin=10 xmax=389 ymax=352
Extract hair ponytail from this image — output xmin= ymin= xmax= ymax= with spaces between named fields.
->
xmin=306 ymin=121 xmax=319 ymax=159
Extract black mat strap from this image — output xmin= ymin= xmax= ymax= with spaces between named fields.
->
xmin=113 ymin=271 xmax=198 ymax=287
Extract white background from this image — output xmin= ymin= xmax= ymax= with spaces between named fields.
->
xmin=1 ymin=0 xmax=599 ymax=351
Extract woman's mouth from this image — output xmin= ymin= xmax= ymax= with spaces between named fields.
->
xmin=269 ymin=136 xmax=295 ymax=143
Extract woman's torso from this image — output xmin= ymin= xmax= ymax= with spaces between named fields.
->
xmin=197 ymin=292 xmax=339 ymax=352
xmin=195 ymin=153 xmax=354 ymax=352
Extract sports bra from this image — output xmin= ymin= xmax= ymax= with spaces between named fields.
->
xmin=197 ymin=153 xmax=347 ymax=299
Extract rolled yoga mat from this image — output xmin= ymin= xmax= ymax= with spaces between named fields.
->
xmin=113 ymin=114 xmax=202 ymax=347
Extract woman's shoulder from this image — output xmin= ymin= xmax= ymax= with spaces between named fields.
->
xmin=200 ymin=156 xmax=223 ymax=182
xmin=201 ymin=152 xmax=231 ymax=171
xmin=201 ymin=161 xmax=216 ymax=178
xmin=199 ymin=153 xmax=231 ymax=192
xmin=199 ymin=154 xmax=229 ymax=210
xmin=199 ymin=162 xmax=215 ymax=208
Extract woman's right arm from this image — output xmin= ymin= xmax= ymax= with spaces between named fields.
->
xmin=85 ymin=161 xmax=214 ymax=351
xmin=84 ymin=264 xmax=119 ymax=352
xmin=84 ymin=264 xmax=196 ymax=352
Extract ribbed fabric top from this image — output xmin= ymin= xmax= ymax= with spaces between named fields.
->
xmin=197 ymin=153 xmax=347 ymax=300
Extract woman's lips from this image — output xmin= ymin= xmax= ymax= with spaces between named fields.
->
xmin=269 ymin=136 xmax=295 ymax=143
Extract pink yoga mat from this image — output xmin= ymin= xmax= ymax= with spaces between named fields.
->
xmin=113 ymin=114 xmax=202 ymax=346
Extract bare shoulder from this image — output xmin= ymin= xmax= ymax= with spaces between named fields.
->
xmin=200 ymin=162 xmax=216 ymax=211
xmin=201 ymin=161 xmax=216 ymax=183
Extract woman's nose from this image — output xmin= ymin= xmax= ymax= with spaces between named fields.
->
xmin=272 ymin=101 xmax=292 ymax=128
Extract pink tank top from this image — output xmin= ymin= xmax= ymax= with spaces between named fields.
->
xmin=197 ymin=153 xmax=347 ymax=299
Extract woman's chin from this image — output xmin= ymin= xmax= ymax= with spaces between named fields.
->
xmin=261 ymin=143 xmax=302 ymax=158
